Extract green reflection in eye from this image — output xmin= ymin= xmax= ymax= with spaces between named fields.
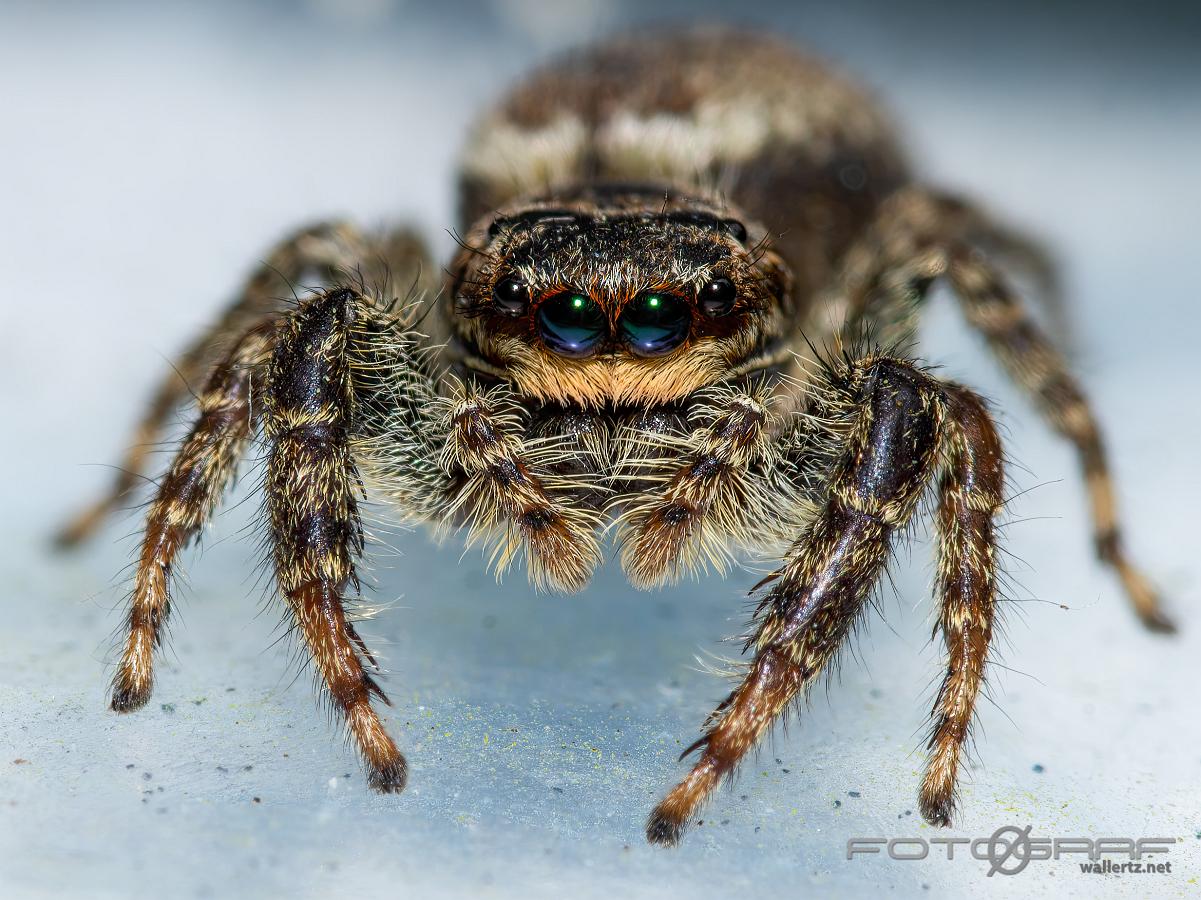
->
xmin=619 ymin=292 xmax=691 ymax=356
xmin=536 ymin=291 xmax=607 ymax=357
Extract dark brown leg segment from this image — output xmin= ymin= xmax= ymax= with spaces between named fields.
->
xmin=57 ymin=221 xmax=370 ymax=547
xmin=649 ymin=361 xmax=938 ymax=844
xmin=647 ymin=359 xmax=1005 ymax=845
xmin=949 ymin=253 xmax=1173 ymax=632
xmin=920 ymin=386 xmax=1005 ymax=824
xmin=831 ymin=189 xmax=1168 ymax=632
xmin=265 ymin=288 xmax=405 ymax=791
xmin=110 ymin=322 xmax=277 ymax=711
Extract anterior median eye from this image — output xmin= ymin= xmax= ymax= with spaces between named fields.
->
xmin=619 ymin=292 xmax=690 ymax=357
xmin=536 ymin=292 xmax=607 ymax=357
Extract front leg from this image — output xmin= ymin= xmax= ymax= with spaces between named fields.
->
xmin=256 ymin=287 xmax=602 ymax=792
xmin=647 ymin=356 xmax=1005 ymax=845
xmin=265 ymin=288 xmax=407 ymax=790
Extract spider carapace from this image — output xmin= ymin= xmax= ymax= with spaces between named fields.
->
xmin=59 ymin=29 xmax=1171 ymax=845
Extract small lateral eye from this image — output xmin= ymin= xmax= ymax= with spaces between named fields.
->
xmin=492 ymin=276 xmax=528 ymax=316
xmin=698 ymin=278 xmax=737 ymax=317
xmin=721 ymin=219 xmax=748 ymax=243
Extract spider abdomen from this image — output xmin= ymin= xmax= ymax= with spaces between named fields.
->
xmin=458 ymin=28 xmax=909 ymax=304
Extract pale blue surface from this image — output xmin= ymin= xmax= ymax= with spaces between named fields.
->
xmin=1 ymin=3 xmax=1199 ymax=898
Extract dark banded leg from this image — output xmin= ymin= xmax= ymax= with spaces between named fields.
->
xmin=832 ymin=189 xmax=1168 ymax=631
xmin=618 ymin=385 xmax=780 ymax=588
xmin=920 ymin=386 xmax=1005 ymax=824
xmin=928 ymin=192 xmax=1069 ymax=343
xmin=444 ymin=388 xmax=602 ymax=592
xmin=57 ymin=221 xmax=370 ymax=547
xmin=265 ymin=288 xmax=405 ymax=791
xmin=110 ymin=322 xmax=277 ymax=711
xmin=815 ymin=190 xmax=956 ymax=351
xmin=948 ymin=253 xmax=1173 ymax=632
xmin=824 ymin=187 xmax=1059 ymax=350
xmin=647 ymin=359 xmax=1005 ymax=845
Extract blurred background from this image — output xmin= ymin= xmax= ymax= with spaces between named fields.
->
xmin=0 ymin=1 xmax=1198 ymax=898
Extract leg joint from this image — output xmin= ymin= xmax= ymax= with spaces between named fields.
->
xmin=848 ymin=360 xmax=942 ymax=505
xmin=270 ymin=288 xmax=365 ymax=416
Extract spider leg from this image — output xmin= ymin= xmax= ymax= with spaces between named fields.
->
xmin=920 ymin=191 xmax=1067 ymax=340
xmin=830 ymin=188 xmax=1171 ymax=632
xmin=921 ymin=384 xmax=1004 ymax=824
xmin=372 ymin=226 xmax=441 ymax=298
xmin=616 ymin=381 xmax=790 ymax=588
xmin=441 ymin=386 xmax=603 ymax=592
xmin=110 ymin=322 xmax=277 ymax=710
xmin=815 ymin=188 xmax=1059 ymax=350
xmin=946 ymin=252 xmax=1172 ymax=631
xmin=264 ymin=287 xmax=407 ymax=790
xmin=806 ymin=193 xmax=945 ymax=351
xmin=646 ymin=356 xmax=1005 ymax=845
xmin=56 ymin=221 xmax=370 ymax=547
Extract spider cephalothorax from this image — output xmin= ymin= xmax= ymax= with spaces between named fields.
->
xmin=60 ymin=27 xmax=1171 ymax=848
xmin=447 ymin=184 xmax=791 ymax=407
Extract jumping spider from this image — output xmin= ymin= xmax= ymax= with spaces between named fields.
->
xmin=59 ymin=29 xmax=1171 ymax=845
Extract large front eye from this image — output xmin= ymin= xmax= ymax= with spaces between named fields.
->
xmin=536 ymin=292 xmax=607 ymax=357
xmin=619 ymin=292 xmax=690 ymax=357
